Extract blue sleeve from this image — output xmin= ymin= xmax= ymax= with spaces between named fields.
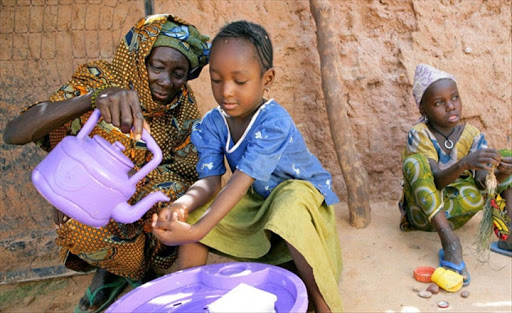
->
xmin=469 ymin=132 xmax=488 ymax=153
xmin=191 ymin=112 xmax=226 ymax=178
xmin=236 ymin=116 xmax=293 ymax=181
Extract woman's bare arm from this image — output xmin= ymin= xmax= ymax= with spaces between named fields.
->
xmin=4 ymin=87 xmax=147 ymax=145
xmin=3 ymin=95 xmax=93 ymax=145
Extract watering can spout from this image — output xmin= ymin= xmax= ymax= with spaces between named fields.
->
xmin=111 ymin=191 xmax=170 ymax=224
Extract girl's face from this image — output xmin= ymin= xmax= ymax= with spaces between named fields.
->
xmin=209 ymin=38 xmax=274 ymax=121
xmin=420 ymin=79 xmax=462 ymax=130
xmin=146 ymin=47 xmax=189 ymax=105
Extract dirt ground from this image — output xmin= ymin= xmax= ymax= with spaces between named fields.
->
xmin=0 ymin=201 xmax=510 ymax=313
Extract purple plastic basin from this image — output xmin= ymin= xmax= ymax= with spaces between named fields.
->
xmin=106 ymin=262 xmax=308 ymax=313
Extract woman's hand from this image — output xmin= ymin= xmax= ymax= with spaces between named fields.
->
xmin=462 ymin=148 xmax=502 ymax=171
xmin=95 ymin=87 xmax=149 ymax=141
xmin=53 ymin=208 xmax=69 ymax=229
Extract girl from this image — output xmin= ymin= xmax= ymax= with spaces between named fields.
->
xmin=152 ymin=21 xmax=343 ymax=312
xmin=399 ymin=64 xmax=512 ymax=287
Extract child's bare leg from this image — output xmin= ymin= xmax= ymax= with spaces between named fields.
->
xmin=286 ymin=242 xmax=331 ymax=313
xmin=499 ymin=187 xmax=512 ymax=250
xmin=431 ymin=212 xmax=470 ymax=280
xmin=178 ymin=242 xmax=209 ymax=270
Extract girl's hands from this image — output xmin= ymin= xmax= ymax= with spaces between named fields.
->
xmin=94 ymin=87 xmax=150 ymax=141
xmin=156 ymin=203 xmax=189 ymax=223
xmin=151 ymin=204 xmax=200 ymax=246
xmin=496 ymin=156 xmax=512 ymax=181
xmin=462 ymin=148 xmax=502 ymax=171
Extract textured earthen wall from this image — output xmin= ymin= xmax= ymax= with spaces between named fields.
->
xmin=0 ymin=0 xmax=510 ymax=274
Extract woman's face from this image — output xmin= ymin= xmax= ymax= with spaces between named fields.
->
xmin=146 ymin=47 xmax=189 ymax=105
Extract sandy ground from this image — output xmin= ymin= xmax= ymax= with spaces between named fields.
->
xmin=0 ymin=201 xmax=510 ymax=313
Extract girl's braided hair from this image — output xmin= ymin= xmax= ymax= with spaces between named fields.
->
xmin=212 ymin=20 xmax=273 ymax=74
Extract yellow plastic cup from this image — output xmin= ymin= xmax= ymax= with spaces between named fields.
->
xmin=431 ymin=267 xmax=463 ymax=292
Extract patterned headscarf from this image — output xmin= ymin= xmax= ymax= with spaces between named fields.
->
xmin=412 ymin=64 xmax=456 ymax=124
xmin=47 ymin=14 xmax=210 ymax=115
xmin=153 ymin=20 xmax=210 ymax=80
xmin=112 ymin=14 xmax=209 ymax=113
xmin=412 ymin=64 xmax=456 ymax=106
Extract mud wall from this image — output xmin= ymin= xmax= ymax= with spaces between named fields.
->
xmin=0 ymin=0 xmax=510 ymax=275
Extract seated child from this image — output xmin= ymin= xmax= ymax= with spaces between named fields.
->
xmin=399 ymin=64 xmax=512 ymax=286
xmin=152 ymin=21 xmax=343 ymax=312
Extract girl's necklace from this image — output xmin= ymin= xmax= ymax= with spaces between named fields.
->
xmin=428 ymin=123 xmax=456 ymax=150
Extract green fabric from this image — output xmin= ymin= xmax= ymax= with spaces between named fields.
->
xmin=498 ymin=149 xmax=512 ymax=193
xmin=153 ymin=19 xmax=210 ymax=77
xmin=187 ymin=180 xmax=343 ymax=311
xmin=402 ymin=123 xmax=483 ymax=172
xmin=400 ymin=151 xmax=512 ymax=232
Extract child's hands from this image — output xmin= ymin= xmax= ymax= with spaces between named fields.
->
xmin=156 ymin=203 xmax=188 ymax=223
xmin=151 ymin=204 xmax=200 ymax=246
xmin=462 ymin=148 xmax=502 ymax=171
xmin=496 ymin=156 xmax=512 ymax=177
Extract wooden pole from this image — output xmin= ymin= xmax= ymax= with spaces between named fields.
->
xmin=144 ymin=0 xmax=154 ymax=15
xmin=309 ymin=0 xmax=371 ymax=228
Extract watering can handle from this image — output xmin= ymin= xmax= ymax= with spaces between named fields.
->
xmin=128 ymin=129 xmax=163 ymax=184
xmin=76 ymin=109 xmax=101 ymax=140
xmin=76 ymin=109 xmax=162 ymax=184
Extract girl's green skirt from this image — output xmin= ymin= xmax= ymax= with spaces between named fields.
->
xmin=188 ymin=179 xmax=343 ymax=312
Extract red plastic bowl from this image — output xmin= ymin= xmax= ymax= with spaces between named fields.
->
xmin=414 ymin=266 xmax=436 ymax=283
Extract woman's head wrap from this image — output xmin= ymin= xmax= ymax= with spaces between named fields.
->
xmin=111 ymin=14 xmax=210 ymax=113
xmin=153 ymin=19 xmax=211 ymax=80
xmin=412 ymin=64 xmax=456 ymax=106
xmin=50 ymin=15 xmax=210 ymax=114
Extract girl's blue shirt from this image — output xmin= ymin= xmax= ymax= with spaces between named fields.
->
xmin=191 ymin=99 xmax=340 ymax=206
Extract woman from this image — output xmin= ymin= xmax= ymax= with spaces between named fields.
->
xmin=3 ymin=14 xmax=210 ymax=313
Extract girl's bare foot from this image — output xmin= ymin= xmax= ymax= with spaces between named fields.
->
xmin=439 ymin=243 xmax=470 ymax=282
xmin=431 ymin=211 xmax=470 ymax=283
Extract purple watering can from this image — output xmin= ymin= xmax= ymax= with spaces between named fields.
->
xmin=31 ymin=109 xmax=170 ymax=227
